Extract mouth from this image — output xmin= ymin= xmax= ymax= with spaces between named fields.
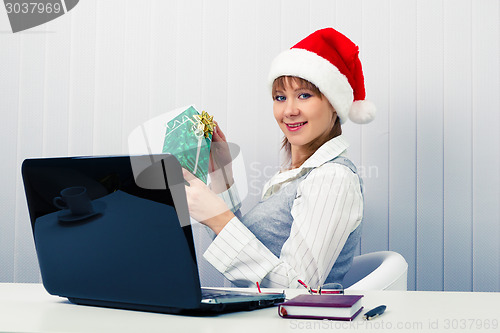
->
xmin=285 ymin=121 xmax=308 ymax=131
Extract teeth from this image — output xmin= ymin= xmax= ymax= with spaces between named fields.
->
xmin=288 ymin=122 xmax=306 ymax=128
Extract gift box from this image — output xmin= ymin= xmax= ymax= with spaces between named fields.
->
xmin=162 ymin=106 xmax=214 ymax=183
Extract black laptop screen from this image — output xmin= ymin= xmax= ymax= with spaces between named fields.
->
xmin=21 ymin=154 xmax=203 ymax=309
xmin=22 ymin=156 xmax=175 ymax=226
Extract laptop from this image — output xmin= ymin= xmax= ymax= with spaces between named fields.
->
xmin=21 ymin=154 xmax=285 ymax=314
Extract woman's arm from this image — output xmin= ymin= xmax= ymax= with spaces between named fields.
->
xmin=183 ymin=168 xmax=235 ymax=235
xmin=207 ymin=124 xmax=242 ymax=213
xmin=208 ymin=124 xmax=234 ymax=193
xmin=203 ymin=163 xmax=363 ymax=288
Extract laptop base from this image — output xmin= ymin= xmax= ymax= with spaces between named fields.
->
xmin=68 ymin=294 xmax=285 ymax=315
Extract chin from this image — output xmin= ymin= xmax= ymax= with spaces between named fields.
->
xmin=287 ymin=138 xmax=308 ymax=147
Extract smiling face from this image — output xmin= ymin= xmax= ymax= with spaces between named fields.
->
xmin=272 ymin=76 xmax=337 ymax=162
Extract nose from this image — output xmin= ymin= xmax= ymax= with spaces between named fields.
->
xmin=283 ymin=99 xmax=299 ymax=118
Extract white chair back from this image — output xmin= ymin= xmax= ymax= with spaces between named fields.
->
xmin=344 ymin=251 xmax=408 ymax=291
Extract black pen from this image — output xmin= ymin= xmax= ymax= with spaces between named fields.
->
xmin=363 ymin=305 xmax=386 ymax=320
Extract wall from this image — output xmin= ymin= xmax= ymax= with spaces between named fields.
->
xmin=0 ymin=0 xmax=498 ymax=291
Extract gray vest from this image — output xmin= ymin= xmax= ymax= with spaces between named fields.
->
xmin=239 ymin=156 xmax=363 ymax=285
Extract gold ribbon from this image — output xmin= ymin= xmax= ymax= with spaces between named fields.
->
xmin=193 ymin=110 xmax=215 ymax=139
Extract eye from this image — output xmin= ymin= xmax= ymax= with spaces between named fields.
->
xmin=298 ymin=93 xmax=312 ymax=99
xmin=274 ymin=95 xmax=286 ymax=102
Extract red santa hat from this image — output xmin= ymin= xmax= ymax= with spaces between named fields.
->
xmin=268 ymin=27 xmax=376 ymax=124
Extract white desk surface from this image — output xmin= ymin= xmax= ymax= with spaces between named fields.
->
xmin=0 ymin=283 xmax=498 ymax=333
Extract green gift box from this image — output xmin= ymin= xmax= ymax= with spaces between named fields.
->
xmin=162 ymin=106 xmax=214 ymax=183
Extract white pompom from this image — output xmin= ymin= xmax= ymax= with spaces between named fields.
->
xmin=348 ymin=100 xmax=376 ymax=124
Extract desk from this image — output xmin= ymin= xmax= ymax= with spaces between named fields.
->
xmin=0 ymin=283 xmax=498 ymax=333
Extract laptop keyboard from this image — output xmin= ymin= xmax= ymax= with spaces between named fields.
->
xmin=200 ymin=287 xmax=285 ymax=307
xmin=201 ymin=288 xmax=234 ymax=299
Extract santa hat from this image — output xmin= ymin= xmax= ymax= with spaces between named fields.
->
xmin=268 ymin=28 xmax=376 ymax=124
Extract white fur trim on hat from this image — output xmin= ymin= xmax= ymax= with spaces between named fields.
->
xmin=349 ymin=100 xmax=376 ymax=124
xmin=268 ymin=48 xmax=354 ymax=124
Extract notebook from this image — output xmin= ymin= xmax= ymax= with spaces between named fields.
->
xmin=21 ymin=154 xmax=285 ymax=314
xmin=278 ymin=294 xmax=364 ymax=321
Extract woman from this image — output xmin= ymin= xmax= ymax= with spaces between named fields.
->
xmin=183 ymin=28 xmax=376 ymax=289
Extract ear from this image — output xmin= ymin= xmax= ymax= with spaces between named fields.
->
xmin=330 ymin=108 xmax=339 ymax=124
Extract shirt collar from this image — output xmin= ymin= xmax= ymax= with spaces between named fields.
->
xmin=262 ymin=135 xmax=350 ymax=198
xmin=300 ymin=134 xmax=350 ymax=169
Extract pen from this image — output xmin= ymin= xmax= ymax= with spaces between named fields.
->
xmin=297 ymin=279 xmax=314 ymax=294
xmin=363 ymin=305 xmax=386 ymax=320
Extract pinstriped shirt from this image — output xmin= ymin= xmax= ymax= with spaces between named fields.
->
xmin=203 ymin=135 xmax=363 ymax=288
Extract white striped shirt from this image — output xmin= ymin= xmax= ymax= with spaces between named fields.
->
xmin=203 ymin=135 xmax=363 ymax=288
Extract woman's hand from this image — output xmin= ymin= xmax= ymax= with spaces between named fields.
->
xmin=209 ymin=123 xmax=234 ymax=193
xmin=183 ymin=168 xmax=234 ymax=235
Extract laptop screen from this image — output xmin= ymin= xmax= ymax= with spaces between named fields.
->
xmin=22 ymin=154 xmax=203 ymax=309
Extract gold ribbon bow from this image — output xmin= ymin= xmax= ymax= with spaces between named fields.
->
xmin=193 ymin=110 xmax=215 ymax=139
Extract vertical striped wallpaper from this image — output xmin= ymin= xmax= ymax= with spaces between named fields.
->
xmin=0 ymin=0 xmax=498 ymax=291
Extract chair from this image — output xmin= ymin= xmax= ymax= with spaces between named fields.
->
xmin=343 ymin=251 xmax=408 ymax=291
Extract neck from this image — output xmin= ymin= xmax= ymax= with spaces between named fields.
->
xmin=290 ymin=146 xmax=309 ymax=169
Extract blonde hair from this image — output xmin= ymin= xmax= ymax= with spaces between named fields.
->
xmin=272 ymin=76 xmax=342 ymax=168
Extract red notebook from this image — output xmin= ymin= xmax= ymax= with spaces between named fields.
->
xmin=278 ymin=294 xmax=364 ymax=321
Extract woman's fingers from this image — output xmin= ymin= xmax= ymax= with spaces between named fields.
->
xmin=216 ymin=124 xmax=227 ymax=142
xmin=182 ymin=168 xmax=197 ymax=185
xmin=212 ymin=127 xmax=222 ymax=142
xmin=212 ymin=121 xmax=227 ymax=143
